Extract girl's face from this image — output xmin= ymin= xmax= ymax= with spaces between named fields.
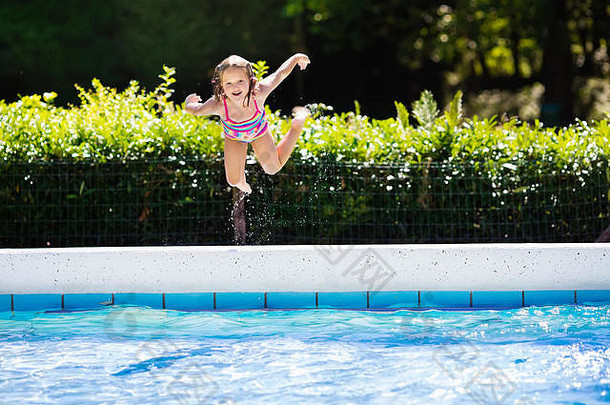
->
xmin=221 ymin=67 xmax=251 ymax=103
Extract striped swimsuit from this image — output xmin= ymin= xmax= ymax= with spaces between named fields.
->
xmin=221 ymin=98 xmax=269 ymax=143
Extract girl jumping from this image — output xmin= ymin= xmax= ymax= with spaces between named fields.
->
xmin=184 ymin=53 xmax=311 ymax=194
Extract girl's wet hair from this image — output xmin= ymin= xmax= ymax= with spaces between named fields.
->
xmin=212 ymin=55 xmax=255 ymax=106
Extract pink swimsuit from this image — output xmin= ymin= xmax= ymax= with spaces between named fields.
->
xmin=220 ymin=98 xmax=269 ymax=143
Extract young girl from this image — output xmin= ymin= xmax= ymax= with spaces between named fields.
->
xmin=184 ymin=53 xmax=311 ymax=194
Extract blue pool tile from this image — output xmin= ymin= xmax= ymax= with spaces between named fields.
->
xmin=13 ymin=294 xmax=62 ymax=311
xmin=266 ymin=292 xmax=317 ymax=309
xmin=0 ymin=295 xmax=11 ymax=311
xmin=369 ymin=291 xmax=418 ymax=309
xmin=472 ymin=291 xmax=523 ymax=308
xmin=215 ymin=292 xmax=264 ymax=310
xmin=420 ymin=291 xmax=471 ymax=308
xmin=114 ymin=293 xmax=163 ymax=309
xmin=64 ymin=293 xmax=112 ymax=310
xmin=524 ymin=290 xmax=575 ymax=306
xmin=318 ymin=292 xmax=368 ymax=309
xmin=165 ymin=293 xmax=214 ymax=310
xmin=576 ymin=290 xmax=610 ymax=305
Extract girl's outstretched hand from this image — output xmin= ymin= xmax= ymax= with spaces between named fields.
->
xmin=294 ymin=53 xmax=310 ymax=70
xmin=185 ymin=93 xmax=202 ymax=105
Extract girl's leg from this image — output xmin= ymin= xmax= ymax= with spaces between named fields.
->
xmin=277 ymin=107 xmax=309 ymax=166
xmin=251 ymin=133 xmax=281 ymax=174
xmin=224 ymin=138 xmax=251 ymax=194
xmin=252 ymin=107 xmax=309 ymax=174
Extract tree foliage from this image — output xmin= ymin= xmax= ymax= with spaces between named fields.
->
xmin=0 ymin=0 xmax=608 ymax=121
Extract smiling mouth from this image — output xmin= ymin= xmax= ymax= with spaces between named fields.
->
xmin=231 ymin=91 xmax=243 ymax=97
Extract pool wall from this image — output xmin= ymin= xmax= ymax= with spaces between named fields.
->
xmin=1 ymin=244 xmax=609 ymax=311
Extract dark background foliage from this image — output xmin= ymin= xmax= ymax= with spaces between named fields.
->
xmin=1 ymin=0 xmax=608 ymax=123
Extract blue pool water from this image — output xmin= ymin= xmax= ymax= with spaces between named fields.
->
xmin=1 ymin=305 xmax=609 ymax=404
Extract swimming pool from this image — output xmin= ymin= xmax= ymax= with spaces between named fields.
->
xmin=2 ymin=244 xmax=609 ymax=403
xmin=1 ymin=305 xmax=609 ymax=404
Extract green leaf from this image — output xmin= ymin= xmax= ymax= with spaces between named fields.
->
xmin=412 ymin=90 xmax=439 ymax=128
xmin=252 ymin=60 xmax=269 ymax=81
xmin=43 ymin=92 xmax=58 ymax=103
xmin=444 ymin=90 xmax=463 ymax=128
xmin=394 ymin=101 xmax=410 ymax=131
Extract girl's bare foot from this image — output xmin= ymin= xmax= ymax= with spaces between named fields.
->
xmin=291 ymin=106 xmax=310 ymax=129
xmin=235 ymin=181 xmax=252 ymax=194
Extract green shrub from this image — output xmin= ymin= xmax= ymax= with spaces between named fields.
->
xmin=0 ymin=66 xmax=223 ymax=163
xmin=1 ymin=66 xmax=608 ymax=174
xmin=0 ymin=67 xmax=608 ymax=246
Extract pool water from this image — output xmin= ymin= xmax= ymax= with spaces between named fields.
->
xmin=1 ymin=305 xmax=609 ymax=404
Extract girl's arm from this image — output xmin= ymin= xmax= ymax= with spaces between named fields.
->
xmin=257 ymin=53 xmax=310 ymax=102
xmin=184 ymin=94 xmax=221 ymax=116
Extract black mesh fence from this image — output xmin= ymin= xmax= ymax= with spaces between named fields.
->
xmin=0 ymin=160 xmax=231 ymax=246
xmin=1 ymin=159 xmax=608 ymax=247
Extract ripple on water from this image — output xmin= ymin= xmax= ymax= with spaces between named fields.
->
xmin=0 ymin=304 xmax=609 ymax=404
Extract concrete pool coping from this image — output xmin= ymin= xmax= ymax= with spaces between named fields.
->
xmin=1 ymin=244 xmax=608 ymax=294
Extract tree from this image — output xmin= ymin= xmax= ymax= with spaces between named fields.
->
xmin=1 ymin=0 xmax=607 ymax=120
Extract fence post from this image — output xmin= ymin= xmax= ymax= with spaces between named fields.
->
xmin=232 ymin=188 xmax=246 ymax=245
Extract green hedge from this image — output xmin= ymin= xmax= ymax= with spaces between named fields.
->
xmin=1 ymin=158 xmax=607 ymax=246
xmin=1 ymin=67 xmax=608 ymax=171
xmin=1 ymin=68 xmax=608 ymax=246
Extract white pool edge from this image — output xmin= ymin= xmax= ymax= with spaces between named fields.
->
xmin=1 ymin=244 xmax=608 ymax=294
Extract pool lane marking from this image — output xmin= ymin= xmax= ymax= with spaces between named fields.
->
xmin=574 ymin=290 xmax=577 ymax=304
xmin=264 ymin=292 xmax=268 ymax=309
xmin=521 ymin=291 xmax=525 ymax=307
xmin=213 ymin=292 xmax=217 ymax=310
xmin=61 ymin=294 xmax=65 ymax=310
xmin=162 ymin=293 xmax=166 ymax=309
xmin=469 ymin=291 xmax=473 ymax=308
xmin=11 ymin=294 xmax=14 ymax=312
xmin=417 ymin=291 xmax=421 ymax=307
xmin=315 ymin=292 xmax=318 ymax=308
xmin=366 ymin=292 xmax=370 ymax=308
